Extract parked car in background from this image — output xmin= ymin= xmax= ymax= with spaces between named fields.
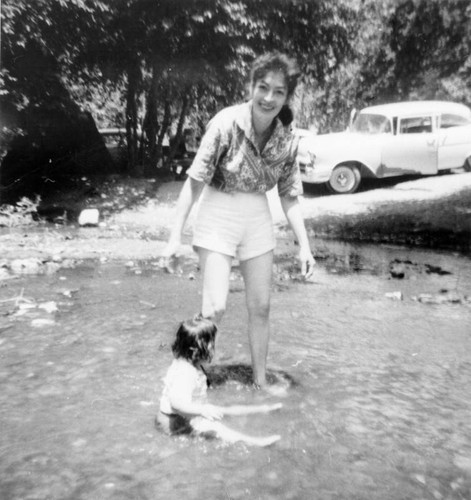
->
xmin=297 ymin=101 xmax=471 ymax=194
xmin=169 ymin=128 xmax=199 ymax=180
xmin=170 ymin=153 xmax=196 ymax=180
xmin=99 ymin=127 xmax=198 ymax=178
xmin=99 ymin=128 xmax=127 ymax=168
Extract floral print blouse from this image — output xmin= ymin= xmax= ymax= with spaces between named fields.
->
xmin=187 ymin=101 xmax=303 ymax=198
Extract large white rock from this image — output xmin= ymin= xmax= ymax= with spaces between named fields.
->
xmin=78 ymin=209 xmax=99 ymax=226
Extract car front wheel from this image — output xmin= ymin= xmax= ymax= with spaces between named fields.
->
xmin=326 ymin=164 xmax=361 ymax=194
xmin=464 ymin=156 xmax=471 ymax=172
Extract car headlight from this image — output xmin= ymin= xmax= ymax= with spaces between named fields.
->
xmin=304 ymin=163 xmax=315 ymax=175
xmin=298 ymin=152 xmax=316 ymax=172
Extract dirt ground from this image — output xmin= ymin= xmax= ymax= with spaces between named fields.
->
xmin=1 ymin=170 xmax=471 ymax=270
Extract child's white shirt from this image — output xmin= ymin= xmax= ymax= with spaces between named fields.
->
xmin=160 ymin=358 xmax=208 ymax=415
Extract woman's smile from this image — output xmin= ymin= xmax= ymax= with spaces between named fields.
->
xmin=251 ymin=71 xmax=288 ymax=121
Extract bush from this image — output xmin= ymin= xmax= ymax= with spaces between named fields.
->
xmin=0 ymin=196 xmax=41 ymax=227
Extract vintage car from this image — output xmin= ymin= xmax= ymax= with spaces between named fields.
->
xmin=99 ymin=127 xmax=127 ymax=168
xmin=99 ymin=127 xmax=196 ymax=178
xmin=297 ymin=101 xmax=471 ymax=194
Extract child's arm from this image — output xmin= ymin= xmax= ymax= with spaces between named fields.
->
xmin=169 ymin=394 xmax=223 ymax=421
xmin=166 ymin=363 xmax=282 ymax=420
xmin=192 ymin=419 xmax=281 ymax=447
xmin=170 ymin=398 xmax=282 ymax=420
xmin=220 ymin=402 xmax=282 ymax=417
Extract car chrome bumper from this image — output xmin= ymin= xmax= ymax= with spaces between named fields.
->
xmin=299 ymin=163 xmax=331 ymax=184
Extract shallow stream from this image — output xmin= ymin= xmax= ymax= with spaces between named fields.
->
xmin=1 ymin=240 xmax=470 ymax=499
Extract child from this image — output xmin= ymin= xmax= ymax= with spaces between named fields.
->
xmin=156 ymin=316 xmax=282 ymax=447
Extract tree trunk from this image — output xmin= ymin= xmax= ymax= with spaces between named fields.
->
xmin=125 ymin=62 xmax=142 ymax=176
xmin=165 ymin=92 xmax=190 ymax=167
xmin=142 ymin=62 xmax=160 ymax=177
xmin=156 ymin=100 xmax=171 ymax=172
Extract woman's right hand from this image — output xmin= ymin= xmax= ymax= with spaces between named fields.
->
xmin=159 ymin=177 xmax=204 ymax=273
xmin=160 ymin=238 xmax=181 ymax=273
xmin=201 ymin=404 xmax=223 ymax=421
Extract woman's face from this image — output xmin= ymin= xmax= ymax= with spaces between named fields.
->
xmin=251 ymin=70 xmax=288 ymax=123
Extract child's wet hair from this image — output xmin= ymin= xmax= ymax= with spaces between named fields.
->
xmin=172 ymin=316 xmax=218 ymax=364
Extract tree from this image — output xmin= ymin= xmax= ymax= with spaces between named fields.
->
xmin=0 ymin=0 xmax=115 ymax=202
xmin=356 ymin=0 xmax=471 ymax=106
xmin=64 ymin=0 xmax=358 ymax=170
xmin=1 ymin=0 xmax=360 ymax=190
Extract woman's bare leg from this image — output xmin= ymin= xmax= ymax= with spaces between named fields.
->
xmin=197 ymin=248 xmax=233 ymax=322
xmin=240 ymin=251 xmax=274 ymax=386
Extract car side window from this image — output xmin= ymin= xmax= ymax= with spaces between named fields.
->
xmin=439 ymin=113 xmax=471 ymax=129
xmin=399 ymin=116 xmax=433 ymax=134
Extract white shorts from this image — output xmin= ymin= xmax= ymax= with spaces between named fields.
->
xmin=193 ymin=186 xmax=275 ymax=261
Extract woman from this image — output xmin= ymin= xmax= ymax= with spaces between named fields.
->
xmin=162 ymin=52 xmax=315 ymax=388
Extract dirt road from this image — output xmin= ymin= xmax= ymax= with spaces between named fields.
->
xmin=1 ymin=171 xmax=470 ymax=270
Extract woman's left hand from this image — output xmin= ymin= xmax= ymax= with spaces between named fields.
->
xmin=299 ymin=246 xmax=316 ymax=280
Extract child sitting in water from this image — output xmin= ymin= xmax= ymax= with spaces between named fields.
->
xmin=156 ymin=316 xmax=282 ymax=447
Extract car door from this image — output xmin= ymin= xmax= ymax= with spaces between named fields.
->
xmin=380 ymin=114 xmax=438 ymax=176
xmin=437 ymin=113 xmax=471 ymax=170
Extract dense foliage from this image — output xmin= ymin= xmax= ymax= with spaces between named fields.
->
xmin=1 ymin=0 xmax=470 ymax=182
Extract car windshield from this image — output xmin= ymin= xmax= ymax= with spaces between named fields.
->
xmin=351 ymin=113 xmax=391 ymax=134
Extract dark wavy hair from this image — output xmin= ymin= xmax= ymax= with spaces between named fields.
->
xmin=250 ymin=51 xmax=300 ymax=97
xmin=250 ymin=51 xmax=300 ymax=126
xmin=171 ymin=316 xmax=217 ymax=365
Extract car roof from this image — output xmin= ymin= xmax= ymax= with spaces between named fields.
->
xmin=360 ymin=101 xmax=471 ymax=117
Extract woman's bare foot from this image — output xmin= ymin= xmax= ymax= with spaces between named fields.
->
xmin=253 ymin=382 xmax=289 ymax=397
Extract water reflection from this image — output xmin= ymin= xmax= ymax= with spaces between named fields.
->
xmin=206 ymin=363 xmax=298 ymax=389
